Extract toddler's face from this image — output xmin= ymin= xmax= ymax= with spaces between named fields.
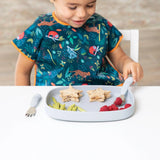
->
xmin=51 ymin=0 xmax=96 ymax=28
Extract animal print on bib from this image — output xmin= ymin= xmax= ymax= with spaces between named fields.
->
xmin=12 ymin=12 xmax=123 ymax=86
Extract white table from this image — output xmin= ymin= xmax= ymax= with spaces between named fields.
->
xmin=0 ymin=86 xmax=160 ymax=160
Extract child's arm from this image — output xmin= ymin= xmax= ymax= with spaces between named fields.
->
xmin=15 ymin=54 xmax=35 ymax=85
xmin=107 ymin=46 xmax=143 ymax=83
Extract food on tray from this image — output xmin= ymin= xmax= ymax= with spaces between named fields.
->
xmin=99 ymin=104 xmax=118 ymax=112
xmin=49 ymin=97 xmax=66 ymax=110
xmin=87 ymin=88 xmax=111 ymax=102
xmin=72 ymin=105 xmax=78 ymax=111
xmin=77 ymin=106 xmax=86 ymax=112
xmin=49 ymin=96 xmax=86 ymax=112
xmin=67 ymin=104 xmax=76 ymax=111
xmin=67 ymin=105 xmax=86 ymax=112
xmin=119 ymin=104 xmax=132 ymax=110
xmin=114 ymin=97 xmax=123 ymax=106
xmin=60 ymin=85 xmax=83 ymax=102
xmin=60 ymin=104 xmax=66 ymax=110
xmin=124 ymin=104 xmax=131 ymax=109
xmin=99 ymin=103 xmax=132 ymax=112
xmin=99 ymin=105 xmax=108 ymax=111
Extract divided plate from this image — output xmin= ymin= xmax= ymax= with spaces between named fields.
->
xmin=45 ymin=85 xmax=135 ymax=122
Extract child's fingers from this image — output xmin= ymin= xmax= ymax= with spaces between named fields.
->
xmin=123 ymin=62 xmax=143 ymax=83
xmin=132 ymin=63 xmax=143 ymax=82
xmin=123 ymin=67 xmax=136 ymax=83
xmin=123 ymin=69 xmax=129 ymax=80
xmin=137 ymin=65 xmax=144 ymax=82
xmin=131 ymin=66 xmax=137 ymax=83
xmin=136 ymin=68 xmax=140 ymax=82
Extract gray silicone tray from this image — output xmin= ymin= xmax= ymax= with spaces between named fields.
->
xmin=45 ymin=85 xmax=135 ymax=122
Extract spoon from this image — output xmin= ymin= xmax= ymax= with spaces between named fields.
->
xmin=114 ymin=77 xmax=133 ymax=105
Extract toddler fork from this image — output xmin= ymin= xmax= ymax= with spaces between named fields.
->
xmin=25 ymin=94 xmax=42 ymax=117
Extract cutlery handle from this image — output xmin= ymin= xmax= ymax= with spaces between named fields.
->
xmin=121 ymin=77 xmax=133 ymax=95
xmin=30 ymin=94 xmax=42 ymax=108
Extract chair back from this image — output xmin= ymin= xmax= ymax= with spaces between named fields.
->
xmin=120 ymin=29 xmax=139 ymax=62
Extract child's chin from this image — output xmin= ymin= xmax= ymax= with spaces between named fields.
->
xmin=70 ymin=23 xmax=84 ymax=28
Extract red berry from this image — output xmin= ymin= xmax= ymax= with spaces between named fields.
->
xmin=114 ymin=97 xmax=123 ymax=106
xmin=110 ymin=104 xmax=118 ymax=110
xmin=108 ymin=105 xmax=113 ymax=111
xmin=99 ymin=105 xmax=109 ymax=111
xmin=124 ymin=104 xmax=131 ymax=109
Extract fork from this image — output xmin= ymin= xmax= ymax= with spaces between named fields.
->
xmin=25 ymin=93 xmax=42 ymax=117
xmin=120 ymin=77 xmax=134 ymax=103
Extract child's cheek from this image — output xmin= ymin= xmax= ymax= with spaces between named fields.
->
xmin=59 ymin=9 xmax=73 ymax=19
xmin=88 ymin=7 xmax=96 ymax=16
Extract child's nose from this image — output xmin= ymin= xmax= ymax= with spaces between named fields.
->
xmin=76 ymin=8 xmax=86 ymax=19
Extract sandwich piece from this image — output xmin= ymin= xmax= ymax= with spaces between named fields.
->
xmin=87 ymin=88 xmax=111 ymax=102
xmin=60 ymin=85 xmax=83 ymax=102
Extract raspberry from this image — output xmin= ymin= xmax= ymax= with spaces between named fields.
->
xmin=107 ymin=104 xmax=118 ymax=111
xmin=114 ymin=97 xmax=123 ymax=106
xmin=110 ymin=104 xmax=118 ymax=111
xmin=124 ymin=104 xmax=131 ymax=109
xmin=108 ymin=105 xmax=113 ymax=111
xmin=113 ymin=104 xmax=119 ymax=110
xmin=100 ymin=104 xmax=119 ymax=112
xmin=99 ymin=105 xmax=109 ymax=111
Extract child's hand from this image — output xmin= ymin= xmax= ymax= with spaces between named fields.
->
xmin=123 ymin=61 xmax=143 ymax=83
xmin=107 ymin=46 xmax=143 ymax=84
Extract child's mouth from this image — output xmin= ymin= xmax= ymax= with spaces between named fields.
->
xmin=72 ymin=20 xmax=85 ymax=25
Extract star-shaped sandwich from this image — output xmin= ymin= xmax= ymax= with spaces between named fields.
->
xmin=60 ymin=85 xmax=83 ymax=102
xmin=87 ymin=88 xmax=111 ymax=102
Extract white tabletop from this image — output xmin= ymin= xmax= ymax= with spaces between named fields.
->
xmin=0 ymin=86 xmax=159 ymax=160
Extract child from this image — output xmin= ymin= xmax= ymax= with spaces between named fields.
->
xmin=11 ymin=0 xmax=143 ymax=86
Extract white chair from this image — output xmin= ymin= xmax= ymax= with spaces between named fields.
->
xmin=119 ymin=29 xmax=139 ymax=62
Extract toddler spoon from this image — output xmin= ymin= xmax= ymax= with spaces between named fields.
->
xmin=119 ymin=77 xmax=134 ymax=104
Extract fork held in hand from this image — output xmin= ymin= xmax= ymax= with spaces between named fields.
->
xmin=25 ymin=93 xmax=42 ymax=117
xmin=120 ymin=77 xmax=134 ymax=103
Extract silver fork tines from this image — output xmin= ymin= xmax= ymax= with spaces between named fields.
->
xmin=25 ymin=93 xmax=42 ymax=117
xmin=25 ymin=107 xmax=36 ymax=117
